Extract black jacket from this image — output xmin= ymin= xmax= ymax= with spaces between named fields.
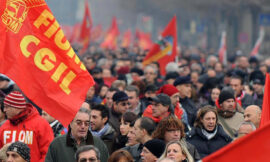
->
xmin=186 ymin=125 xmax=232 ymax=158
xmin=180 ymin=97 xmax=197 ymax=127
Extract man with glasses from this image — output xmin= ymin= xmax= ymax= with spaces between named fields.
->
xmin=75 ymin=145 xmax=100 ymax=162
xmin=109 ymin=91 xmax=129 ymax=135
xmin=45 ymin=108 xmax=109 ymax=162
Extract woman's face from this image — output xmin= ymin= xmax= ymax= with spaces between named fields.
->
xmin=120 ymin=118 xmax=130 ymax=135
xmin=211 ymin=88 xmax=220 ymax=102
xmin=166 ymin=143 xmax=186 ymax=162
xmin=201 ymin=111 xmax=217 ymax=131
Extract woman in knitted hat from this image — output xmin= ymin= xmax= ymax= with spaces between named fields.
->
xmin=159 ymin=140 xmax=194 ymax=162
xmin=140 ymin=139 xmax=166 ymax=162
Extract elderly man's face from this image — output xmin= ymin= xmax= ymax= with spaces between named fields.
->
xmin=70 ymin=112 xmax=90 ymax=142
xmin=6 ymin=151 xmax=27 ymax=162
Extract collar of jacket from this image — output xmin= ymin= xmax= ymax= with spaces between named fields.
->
xmin=66 ymin=126 xmax=94 ymax=149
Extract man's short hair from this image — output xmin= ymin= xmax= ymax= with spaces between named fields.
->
xmin=125 ymin=85 xmax=140 ymax=97
xmin=75 ymin=145 xmax=100 ymax=162
xmin=239 ymin=121 xmax=256 ymax=131
xmin=78 ymin=107 xmax=91 ymax=116
xmin=137 ymin=117 xmax=156 ymax=136
xmin=91 ymin=104 xmax=110 ymax=123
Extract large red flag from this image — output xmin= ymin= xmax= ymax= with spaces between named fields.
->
xmin=203 ymin=122 xmax=270 ymax=162
xmin=250 ymin=26 xmax=265 ymax=56
xmin=135 ymin=29 xmax=153 ymax=50
xmin=0 ymin=0 xmax=94 ymax=127
xmin=100 ymin=17 xmax=119 ymax=50
xmin=218 ymin=31 xmax=227 ymax=65
xmin=260 ymin=73 xmax=270 ymax=128
xmin=142 ymin=16 xmax=177 ymax=76
xmin=121 ymin=29 xmax=132 ymax=48
xmin=79 ymin=0 xmax=92 ymax=54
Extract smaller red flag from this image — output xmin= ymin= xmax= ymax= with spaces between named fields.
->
xmin=260 ymin=73 xmax=270 ymax=128
xmin=250 ymin=26 xmax=265 ymax=56
xmin=135 ymin=29 xmax=153 ymax=50
xmin=79 ymin=0 xmax=92 ymax=54
xmin=91 ymin=24 xmax=103 ymax=42
xmin=218 ymin=31 xmax=227 ymax=65
xmin=100 ymin=17 xmax=119 ymax=50
xmin=142 ymin=16 xmax=177 ymax=76
xmin=69 ymin=23 xmax=81 ymax=44
xmin=121 ymin=29 xmax=132 ymax=48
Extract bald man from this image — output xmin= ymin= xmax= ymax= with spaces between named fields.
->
xmin=244 ymin=105 xmax=261 ymax=128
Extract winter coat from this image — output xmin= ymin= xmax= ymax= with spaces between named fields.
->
xmin=0 ymin=105 xmax=54 ymax=162
xmin=100 ymin=123 xmax=116 ymax=154
xmin=186 ymin=125 xmax=232 ymax=158
xmin=109 ymin=108 xmax=122 ymax=135
xmin=122 ymin=143 xmax=143 ymax=162
xmin=180 ymin=97 xmax=197 ymax=127
xmin=45 ymin=130 xmax=109 ymax=162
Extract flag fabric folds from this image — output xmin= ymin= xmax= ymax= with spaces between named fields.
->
xmin=142 ymin=16 xmax=177 ymax=76
xmin=79 ymin=0 xmax=92 ymax=54
xmin=260 ymin=73 xmax=270 ymax=128
xmin=0 ymin=0 xmax=94 ymax=127
xmin=121 ymin=29 xmax=132 ymax=48
xmin=135 ymin=29 xmax=153 ymax=50
xmin=202 ymin=122 xmax=270 ymax=162
xmin=100 ymin=17 xmax=119 ymax=50
xmin=218 ymin=31 xmax=227 ymax=65
xmin=250 ymin=26 xmax=265 ymax=56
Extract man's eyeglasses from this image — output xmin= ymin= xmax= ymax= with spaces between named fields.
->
xmin=75 ymin=120 xmax=90 ymax=127
xmin=79 ymin=158 xmax=98 ymax=162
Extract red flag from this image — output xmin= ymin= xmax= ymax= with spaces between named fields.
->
xmin=260 ymin=73 xmax=270 ymax=128
xmin=79 ymin=0 xmax=92 ymax=54
xmin=121 ymin=29 xmax=132 ymax=48
xmin=0 ymin=0 xmax=94 ymax=127
xmin=142 ymin=16 xmax=177 ymax=76
xmin=136 ymin=29 xmax=153 ymax=50
xmin=250 ymin=26 xmax=265 ymax=56
xmin=91 ymin=24 xmax=103 ymax=42
xmin=203 ymin=122 xmax=270 ymax=162
xmin=69 ymin=23 xmax=81 ymax=44
xmin=218 ymin=31 xmax=227 ymax=65
xmin=100 ymin=17 xmax=119 ymax=50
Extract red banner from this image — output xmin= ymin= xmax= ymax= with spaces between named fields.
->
xmin=260 ymin=73 xmax=270 ymax=128
xmin=142 ymin=16 xmax=177 ymax=76
xmin=0 ymin=0 xmax=94 ymax=127
xmin=100 ymin=17 xmax=119 ymax=50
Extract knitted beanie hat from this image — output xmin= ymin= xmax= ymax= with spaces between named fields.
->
xmin=157 ymin=84 xmax=179 ymax=97
xmin=143 ymin=139 xmax=166 ymax=158
xmin=4 ymin=91 xmax=27 ymax=109
xmin=7 ymin=142 xmax=30 ymax=162
xmin=218 ymin=90 xmax=235 ymax=104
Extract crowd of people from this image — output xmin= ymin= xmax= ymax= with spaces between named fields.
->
xmin=0 ymin=44 xmax=268 ymax=162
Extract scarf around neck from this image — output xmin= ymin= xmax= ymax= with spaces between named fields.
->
xmin=201 ymin=127 xmax=218 ymax=140
xmin=9 ymin=107 xmax=32 ymax=126
xmin=91 ymin=123 xmax=110 ymax=137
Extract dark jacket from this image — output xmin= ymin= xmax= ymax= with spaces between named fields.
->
xmin=184 ymin=140 xmax=201 ymax=161
xmin=122 ymin=143 xmax=143 ymax=162
xmin=240 ymin=93 xmax=254 ymax=109
xmin=109 ymin=108 xmax=122 ymax=135
xmin=186 ymin=125 xmax=232 ymax=158
xmin=180 ymin=97 xmax=197 ymax=127
xmin=100 ymin=124 xmax=116 ymax=154
xmin=45 ymin=130 xmax=109 ymax=162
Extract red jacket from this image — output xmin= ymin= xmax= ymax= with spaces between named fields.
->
xmin=143 ymin=103 xmax=183 ymax=123
xmin=0 ymin=105 xmax=54 ymax=162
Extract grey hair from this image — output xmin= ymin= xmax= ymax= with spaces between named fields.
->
xmin=165 ymin=62 xmax=179 ymax=74
xmin=75 ymin=145 xmax=100 ymax=162
xmin=144 ymin=65 xmax=158 ymax=75
xmin=78 ymin=107 xmax=91 ymax=116
xmin=239 ymin=121 xmax=256 ymax=131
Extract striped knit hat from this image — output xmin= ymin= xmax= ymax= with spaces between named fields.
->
xmin=4 ymin=91 xmax=27 ymax=109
